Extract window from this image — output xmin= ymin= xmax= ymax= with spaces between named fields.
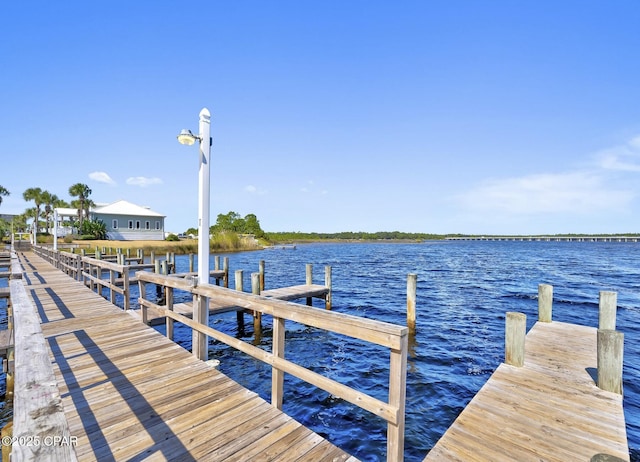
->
xmin=112 ymin=219 xmax=118 ymax=229
xmin=136 ymin=220 xmax=141 ymax=229
xmin=128 ymin=220 xmax=133 ymax=229
xmin=145 ymin=221 xmax=150 ymax=230
xmin=155 ymin=221 xmax=161 ymax=230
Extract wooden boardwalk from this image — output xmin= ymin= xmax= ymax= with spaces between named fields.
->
xmin=14 ymin=251 xmax=356 ymax=461
xmin=424 ymin=320 xmax=629 ymax=461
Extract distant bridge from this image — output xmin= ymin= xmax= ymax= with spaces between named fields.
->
xmin=445 ymin=235 xmax=639 ymax=242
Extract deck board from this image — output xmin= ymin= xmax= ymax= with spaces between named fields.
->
xmin=16 ymin=251 xmax=355 ymax=462
xmin=423 ymin=320 xmax=629 ymax=461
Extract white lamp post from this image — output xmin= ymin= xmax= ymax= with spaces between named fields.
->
xmin=177 ymin=107 xmax=212 ymax=360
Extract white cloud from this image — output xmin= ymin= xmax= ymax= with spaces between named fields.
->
xmin=89 ymin=171 xmax=116 ymax=185
xmin=126 ymin=177 xmax=163 ymax=187
xmin=456 ymin=171 xmax=634 ymax=215
xmin=245 ymin=185 xmax=267 ymax=195
xmin=595 ymin=135 xmax=640 ymax=172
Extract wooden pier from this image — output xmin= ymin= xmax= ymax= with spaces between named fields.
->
xmin=424 ymin=292 xmax=629 ymax=461
xmin=8 ymin=250 xmax=359 ymax=461
xmin=5 ymin=244 xmax=631 ymax=461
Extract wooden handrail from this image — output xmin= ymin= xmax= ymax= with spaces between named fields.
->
xmin=136 ymin=270 xmax=408 ymax=461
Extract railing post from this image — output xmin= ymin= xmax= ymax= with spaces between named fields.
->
xmin=123 ymin=269 xmax=130 ymax=311
xmin=192 ymin=294 xmax=208 ymax=361
xmin=223 ymin=257 xmax=229 ymax=288
xmin=505 ymin=312 xmax=526 ymax=367
xmin=109 ymin=269 xmax=116 ymax=305
xmin=597 ymin=329 xmax=624 ymax=394
xmin=538 ymin=284 xmax=553 ymax=322
xmin=166 ymin=286 xmax=174 ymax=340
xmin=75 ymin=254 xmax=81 ymax=281
xmin=387 ymin=333 xmax=408 ymax=462
xmin=272 ymin=315 xmax=285 ymax=410
xmin=138 ymin=280 xmax=147 ymax=324
xmin=599 ymin=291 xmax=617 ymax=330
xmin=407 ymin=273 xmax=417 ymax=334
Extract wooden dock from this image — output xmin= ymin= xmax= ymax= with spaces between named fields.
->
xmin=424 ymin=320 xmax=629 ymax=461
xmin=10 ymin=250 xmax=356 ymax=461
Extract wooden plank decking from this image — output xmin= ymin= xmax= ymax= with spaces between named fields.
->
xmin=15 ymin=251 xmax=356 ymax=461
xmin=424 ymin=320 xmax=629 ymax=461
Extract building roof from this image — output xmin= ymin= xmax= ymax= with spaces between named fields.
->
xmin=92 ymin=200 xmax=165 ymax=218
xmin=54 ymin=207 xmax=78 ymax=217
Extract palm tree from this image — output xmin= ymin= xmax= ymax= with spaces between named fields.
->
xmin=68 ymin=183 xmax=92 ymax=228
xmin=42 ymin=191 xmax=62 ymax=234
xmin=23 ymin=187 xmax=44 ymax=234
xmin=0 ymin=185 xmax=9 ymax=206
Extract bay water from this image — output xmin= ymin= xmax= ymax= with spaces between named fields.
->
xmin=158 ymin=241 xmax=639 ymax=461
xmin=1 ymin=241 xmax=638 ymax=460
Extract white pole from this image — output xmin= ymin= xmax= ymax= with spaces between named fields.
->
xmin=197 ymin=107 xmax=211 ymax=285
xmin=193 ymin=107 xmax=211 ymax=361
xmin=53 ymin=208 xmax=58 ymax=251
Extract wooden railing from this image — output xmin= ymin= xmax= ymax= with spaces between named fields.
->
xmin=136 ymin=270 xmax=408 ymax=462
xmin=32 ymin=245 xmax=228 ymax=312
xmin=9 ymin=250 xmax=77 ymax=461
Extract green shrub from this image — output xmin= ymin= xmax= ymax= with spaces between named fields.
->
xmin=165 ymin=234 xmax=179 ymax=241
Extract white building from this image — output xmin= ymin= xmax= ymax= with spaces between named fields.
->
xmin=92 ymin=200 xmax=165 ymax=241
xmin=54 ymin=200 xmax=166 ymax=241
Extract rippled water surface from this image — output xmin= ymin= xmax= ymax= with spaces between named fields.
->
xmin=3 ymin=241 xmax=639 ymax=461
xmin=157 ymin=241 xmax=640 ymax=461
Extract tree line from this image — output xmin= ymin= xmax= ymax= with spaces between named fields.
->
xmin=265 ymin=231 xmax=443 ymax=242
xmin=184 ymin=211 xmax=267 ymax=240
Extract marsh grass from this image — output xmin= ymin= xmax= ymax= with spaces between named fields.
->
xmin=63 ymin=234 xmax=262 ymax=255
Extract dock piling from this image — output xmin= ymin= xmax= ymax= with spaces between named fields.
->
xmin=325 ymin=265 xmax=332 ymax=310
xmin=235 ymin=270 xmax=245 ymax=332
xmin=306 ymin=264 xmax=313 ymax=306
xmin=538 ymin=284 xmax=553 ymax=322
xmin=251 ymin=272 xmax=262 ymax=333
xmin=505 ymin=312 xmax=526 ymax=367
xmin=259 ymin=260 xmax=265 ymax=291
xmin=597 ymin=329 xmax=624 ymax=394
xmin=599 ymin=291 xmax=617 ymax=330
xmin=407 ymin=273 xmax=417 ymax=334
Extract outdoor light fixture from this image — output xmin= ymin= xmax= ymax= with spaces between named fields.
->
xmin=177 ymin=129 xmax=199 ymax=146
xmin=177 ymin=108 xmax=212 ymax=361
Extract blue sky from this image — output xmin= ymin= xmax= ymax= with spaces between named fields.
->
xmin=2 ymin=1 xmax=640 ymax=235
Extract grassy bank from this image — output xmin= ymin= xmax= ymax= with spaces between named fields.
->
xmin=53 ymin=236 xmax=265 ymax=255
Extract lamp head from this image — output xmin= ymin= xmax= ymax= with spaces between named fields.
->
xmin=177 ymin=129 xmax=198 ymax=146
